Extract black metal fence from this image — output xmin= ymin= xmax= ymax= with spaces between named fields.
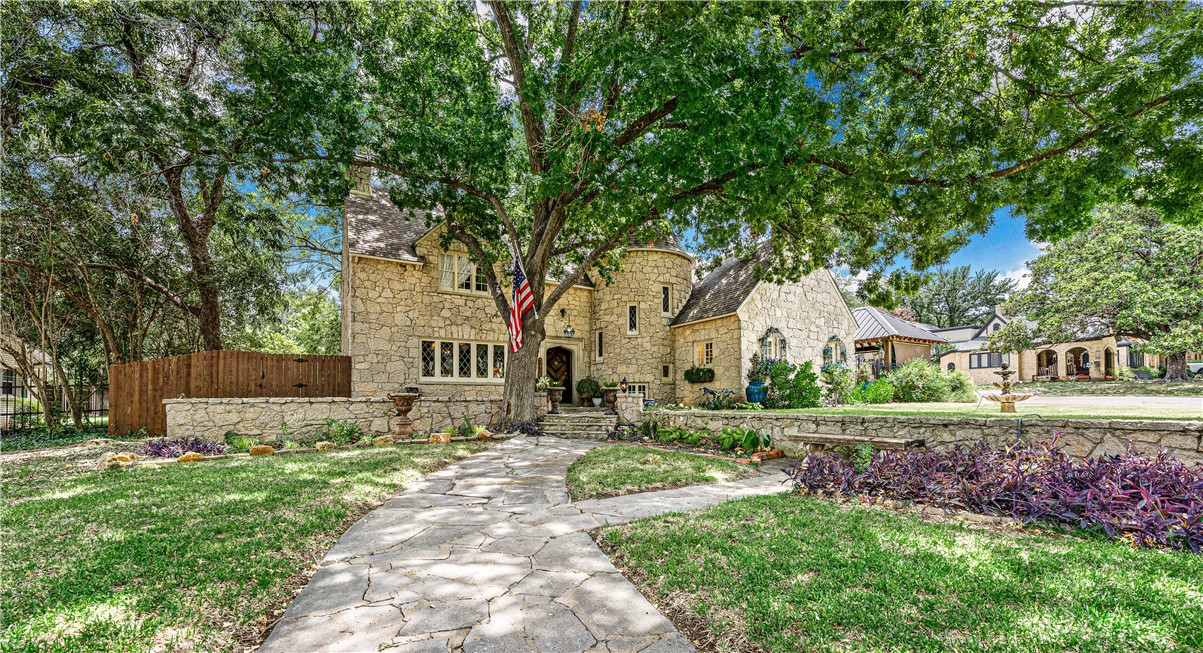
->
xmin=0 ymin=383 xmax=109 ymax=431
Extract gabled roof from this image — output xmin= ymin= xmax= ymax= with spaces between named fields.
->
xmin=853 ymin=306 xmax=947 ymax=344
xmin=344 ymin=188 xmax=440 ymax=264
xmin=672 ymin=243 xmax=768 ymax=326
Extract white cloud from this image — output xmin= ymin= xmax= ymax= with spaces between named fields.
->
xmin=1003 ymin=267 xmax=1031 ymax=290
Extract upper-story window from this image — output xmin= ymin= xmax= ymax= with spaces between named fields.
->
xmin=993 ymin=323 xmax=1002 ymax=332
xmin=661 ymin=286 xmax=671 ymax=315
xmin=439 ymin=254 xmax=488 ymax=294
xmin=695 ymin=342 xmax=714 ymax=366
xmin=627 ymin=304 xmax=639 ymax=334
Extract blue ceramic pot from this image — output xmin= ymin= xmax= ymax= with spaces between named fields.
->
xmin=745 ymin=381 xmax=767 ymax=404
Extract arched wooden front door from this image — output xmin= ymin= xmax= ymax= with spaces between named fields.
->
xmin=546 ymin=347 xmax=573 ymax=404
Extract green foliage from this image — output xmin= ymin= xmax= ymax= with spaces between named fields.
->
xmin=853 ymin=442 xmax=877 ymax=474
xmin=904 ymin=266 xmax=1017 ymax=328
xmin=719 ymin=427 xmax=771 ymax=453
xmin=884 ymin=359 xmax=952 ymax=403
xmin=746 ymin=354 xmax=768 ymax=383
xmin=601 ymin=380 xmax=620 ymax=388
xmin=536 ymin=376 xmax=553 ymax=391
xmin=227 ymin=289 xmax=342 ymax=355
xmin=944 ymin=370 xmax=977 ymax=403
xmin=985 ymin=320 xmax=1037 ymax=355
xmin=576 ymin=377 xmax=601 ymax=399
xmin=455 ymin=416 xmax=486 ymax=438
xmin=820 ymin=363 xmax=855 ymax=407
xmin=321 ymin=419 xmax=364 ymax=446
xmin=683 ymin=366 xmax=716 ymax=384
xmin=848 ymin=380 xmax=896 ymax=405
xmin=763 ymin=360 xmax=821 ymax=410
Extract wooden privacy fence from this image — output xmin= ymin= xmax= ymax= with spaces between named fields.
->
xmin=109 ymin=351 xmax=351 ymax=436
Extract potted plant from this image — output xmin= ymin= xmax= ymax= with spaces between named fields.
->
xmin=600 ymin=380 xmax=620 ymax=413
xmin=746 ymin=354 xmax=768 ymax=404
xmin=576 ymin=377 xmax=602 ymax=407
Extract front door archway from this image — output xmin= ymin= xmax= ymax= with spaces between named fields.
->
xmin=546 ymin=347 xmax=573 ymax=404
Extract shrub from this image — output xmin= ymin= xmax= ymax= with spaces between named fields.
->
xmin=576 ymin=377 xmax=601 ymax=399
xmin=944 ymin=369 xmax=977 ymax=403
xmin=144 ymin=436 xmax=226 ymax=459
xmin=820 ymin=363 xmax=855 ymax=406
xmin=783 ymin=437 xmax=1203 ymax=552
xmin=683 ymin=366 xmax=715 ymax=383
xmin=884 ymin=358 xmax=950 ymax=402
xmin=848 ymin=379 xmax=895 ymax=404
xmin=763 ymin=359 xmax=821 ymax=409
xmin=320 ymin=419 xmax=364 ymax=446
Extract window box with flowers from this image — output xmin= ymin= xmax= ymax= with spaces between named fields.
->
xmin=683 ymin=366 xmax=715 ymax=384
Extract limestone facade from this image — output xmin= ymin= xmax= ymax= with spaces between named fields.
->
xmin=344 ymin=204 xmax=857 ymax=407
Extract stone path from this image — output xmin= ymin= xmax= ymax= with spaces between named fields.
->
xmin=260 ymin=436 xmax=791 ymax=653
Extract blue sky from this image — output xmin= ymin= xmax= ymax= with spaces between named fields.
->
xmin=942 ymin=207 xmax=1043 ymax=288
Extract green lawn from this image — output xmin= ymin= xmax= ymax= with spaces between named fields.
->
xmin=599 ymin=494 xmax=1203 ymax=653
xmin=0 ymin=440 xmax=486 ymax=653
xmin=566 ymin=444 xmax=761 ymax=500
xmin=1013 ymin=380 xmax=1203 ymax=397
xmin=751 ymin=402 xmax=1202 ymax=421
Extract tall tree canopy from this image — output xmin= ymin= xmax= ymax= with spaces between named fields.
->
xmin=1004 ymin=204 xmax=1203 ymax=381
xmin=255 ymin=0 xmax=1200 ymax=418
xmin=905 ymin=266 xmax=1019 ymax=328
xmin=5 ymin=1 xmax=1201 ymax=419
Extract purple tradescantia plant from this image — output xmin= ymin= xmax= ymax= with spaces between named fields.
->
xmin=143 ymin=436 xmax=226 ymax=459
xmin=783 ymin=436 xmax=1203 ymax=552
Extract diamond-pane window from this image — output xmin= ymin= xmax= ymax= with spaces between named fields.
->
xmin=493 ymin=345 xmax=506 ymax=378
xmin=440 ymin=342 xmax=454 ymax=377
xmin=421 ymin=341 xmax=436 ymax=377
xmin=661 ymin=286 xmax=670 ymax=314
xmin=476 ymin=344 xmax=489 ymax=378
xmin=627 ymin=304 xmax=638 ymax=333
xmin=458 ymin=343 xmax=472 ymax=377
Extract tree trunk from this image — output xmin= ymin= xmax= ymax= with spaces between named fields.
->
xmin=1164 ymin=351 xmax=1190 ymax=381
xmin=502 ymin=319 xmax=546 ymax=424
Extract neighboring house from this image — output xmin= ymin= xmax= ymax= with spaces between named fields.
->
xmin=340 ymin=172 xmax=857 ymax=405
xmin=936 ymin=309 xmax=1164 ymax=384
xmin=852 ymin=306 xmax=947 ymax=374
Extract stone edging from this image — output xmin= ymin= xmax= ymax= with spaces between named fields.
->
xmin=106 ymin=435 xmax=512 ymax=470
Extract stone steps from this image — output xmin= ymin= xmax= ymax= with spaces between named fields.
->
xmin=538 ymin=413 xmax=617 ymax=440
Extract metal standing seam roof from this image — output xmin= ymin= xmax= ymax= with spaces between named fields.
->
xmin=852 ymin=306 xmax=947 ymax=344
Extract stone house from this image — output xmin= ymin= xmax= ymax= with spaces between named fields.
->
xmin=341 ymin=178 xmax=857 ymax=406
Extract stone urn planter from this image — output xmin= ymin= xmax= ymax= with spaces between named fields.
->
xmin=601 ymin=387 xmax=620 ymax=414
xmin=387 ymin=392 xmax=419 ymax=439
xmin=547 ymin=386 xmax=565 ymax=414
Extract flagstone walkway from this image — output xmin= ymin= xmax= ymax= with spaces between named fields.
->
xmin=259 ymin=436 xmax=791 ymax=653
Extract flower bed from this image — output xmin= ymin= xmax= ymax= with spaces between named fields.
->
xmin=784 ymin=437 xmax=1203 ymax=552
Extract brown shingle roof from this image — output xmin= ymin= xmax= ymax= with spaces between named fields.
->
xmin=672 ymin=244 xmax=769 ymax=326
xmin=344 ymin=188 xmax=440 ymax=264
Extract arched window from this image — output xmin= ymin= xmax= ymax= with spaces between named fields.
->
xmin=993 ymin=323 xmax=1002 ymax=332
xmin=947 ymin=362 xmax=956 ymax=371
xmin=759 ymin=328 xmax=787 ymax=360
xmin=822 ymin=336 xmax=847 ymax=367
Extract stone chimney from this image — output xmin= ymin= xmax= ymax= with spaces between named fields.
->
xmin=349 ymin=163 xmax=373 ymax=198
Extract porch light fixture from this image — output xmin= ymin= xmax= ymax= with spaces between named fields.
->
xmin=561 ymin=307 xmax=575 ymax=338
xmin=620 ymin=377 xmax=628 ymax=393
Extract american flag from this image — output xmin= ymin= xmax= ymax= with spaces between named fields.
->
xmin=509 ymin=257 xmax=536 ymax=352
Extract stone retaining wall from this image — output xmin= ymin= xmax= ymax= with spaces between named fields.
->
xmin=647 ymin=410 xmax=1203 ymax=462
xmin=163 ymin=393 xmax=550 ymax=440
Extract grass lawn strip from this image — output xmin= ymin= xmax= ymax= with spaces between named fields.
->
xmin=0 ymin=440 xmax=486 ymax=653
xmin=599 ymin=494 xmax=1203 ymax=653
xmin=566 ymin=444 xmax=762 ymax=501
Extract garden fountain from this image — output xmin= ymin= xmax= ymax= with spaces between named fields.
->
xmin=982 ymin=362 xmax=1034 ymax=413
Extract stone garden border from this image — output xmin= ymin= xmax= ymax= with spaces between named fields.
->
xmin=101 ymin=434 xmax=511 ymax=470
xmin=638 ymin=409 xmax=1203 ymax=462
